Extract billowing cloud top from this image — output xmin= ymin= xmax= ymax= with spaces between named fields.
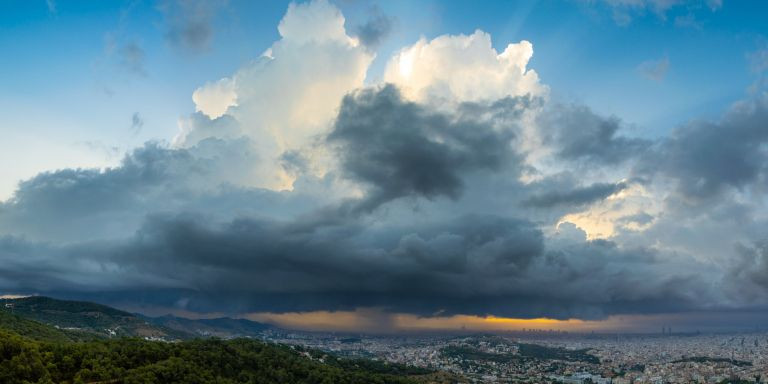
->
xmin=186 ymin=0 xmax=373 ymax=190
xmin=383 ymin=30 xmax=545 ymax=102
xmin=1 ymin=0 xmax=767 ymax=330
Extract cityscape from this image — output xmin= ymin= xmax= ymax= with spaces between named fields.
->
xmin=265 ymin=330 xmax=768 ymax=383
xmin=2 ymin=0 xmax=768 ymax=382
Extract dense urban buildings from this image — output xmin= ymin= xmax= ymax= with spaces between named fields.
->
xmin=267 ymin=331 xmax=768 ymax=383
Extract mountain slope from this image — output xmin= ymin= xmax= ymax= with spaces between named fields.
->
xmin=0 ymin=309 xmax=82 ymax=342
xmin=144 ymin=314 xmax=273 ymax=338
xmin=0 ymin=297 xmax=446 ymax=384
xmin=0 ymin=327 xmax=427 ymax=384
xmin=3 ymin=296 xmax=278 ymax=340
xmin=2 ymin=296 xmax=186 ymax=339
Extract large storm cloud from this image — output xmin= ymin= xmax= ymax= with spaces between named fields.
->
xmin=328 ymin=85 xmax=525 ymax=211
xmin=0 ymin=208 xmax=718 ymax=319
xmin=1 ymin=0 xmax=767 ymax=327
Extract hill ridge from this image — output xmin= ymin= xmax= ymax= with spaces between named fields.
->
xmin=2 ymin=295 xmax=275 ymax=340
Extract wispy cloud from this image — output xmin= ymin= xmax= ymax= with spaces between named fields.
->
xmin=45 ymin=0 xmax=56 ymax=14
xmin=638 ymin=56 xmax=670 ymax=81
xmin=158 ymin=0 xmax=226 ymax=54
xmin=592 ymin=0 xmax=723 ymax=26
xmin=352 ymin=6 xmax=395 ymax=49
xmin=130 ymin=112 xmax=144 ymax=136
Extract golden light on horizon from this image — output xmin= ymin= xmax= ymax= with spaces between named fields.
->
xmin=243 ymin=309 xmax=622 ymax=333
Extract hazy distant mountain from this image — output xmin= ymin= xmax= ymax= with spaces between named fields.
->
xmin=142 ymin=314 xmax=274 ymax=338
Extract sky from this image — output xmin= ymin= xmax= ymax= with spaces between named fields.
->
xmin=1 ymin=0 xmax=767 ymax=333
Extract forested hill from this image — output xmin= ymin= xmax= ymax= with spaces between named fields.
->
xmin=0 ymin=327 xmax=433 ymax=384
xmin=0 ymin=309 xmax=94 ymax=342
xmin=1 ymin=296 xmax=276 ymax=340
xmin=0 ymin=297 xmax=453 ymax=384
xmin=1 ymin=296 xmax=179 ymax=339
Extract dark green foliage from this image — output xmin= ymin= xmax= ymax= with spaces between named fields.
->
xmin=0 ymin=328 xmax=424 ymax=384
xmin=10 ymin=297 xmax=131 ymax=318
xmin=298 ymin=347 xmax=432 ymax=376
xmin=4 ymin=297 xmax=272 ymax=340
xmin=0 ymin=310 xmax=97 ymax=342
xmin=0 ymin=310 xmax=71 ymax=342
xmin=1 ymin=297 xmax=182 ymax=339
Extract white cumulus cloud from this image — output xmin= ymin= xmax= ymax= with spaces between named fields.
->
xmin=383 ymin=30 xmax=546 ymax=103
xmin=192 ymin=77 xmax=236 ymax=119
xmin=185 ymin=0 xmax=374 ymax=190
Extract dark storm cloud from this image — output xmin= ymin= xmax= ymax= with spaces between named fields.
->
xmin=1 ymin=80 xmax=762 ymax=323
xmin=640 ymin=95 xmax=768 ymax=200
xmin=329 ymin=85 xmax=522 ymax=212
xmin=353 ymin=7 xmax=394 ymax=49
xmin=541 ymin=104 xmax=651 ymax=164
xmin=0 ymin=213 xmax=539 ymax=315
xmin=728 ymin=241 xmax=768 ymax=300
xmin=533 ymin=239 xmax=716 ymax=318
xmin=158 ymin=0 xmax=223 ymax=53
xmin=523 ymin=181 xmax=628 ymax=208
xmin=0 ymin=142 xmax=200 ymax=241
xmin=0 ymin=119 xmax=721 ymax=319
xmin=0 ymin=210 xmax=718 ymax=319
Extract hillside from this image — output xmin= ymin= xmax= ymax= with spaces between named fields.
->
xmin=0 ymin=327 xmax=432 ymax=384
xmin=2 ymin=296 xmax=280 ymax=340
xmin=1 ymin=296 xmax=185 ymax=339
xmin=0 ymin=297 xmax=440 ymax=383
xmin=0 ymin=309 xmax=93 ymax=342
xmin=142 ymin=314 xmax=273 ymax=339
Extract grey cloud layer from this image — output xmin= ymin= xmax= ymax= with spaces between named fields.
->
xmin=540 ymin=103 xmax=651 ymax=165
xmin=523 ymin=181 xmax=628 ymax=208
xmin=0 ymin=139 xmax=317 ymax=242
xmin=0 ymin=211 xmax=717 ymax=319
xmin=641 ymin=95 xmax=768 ymax=200
xmin=1 ymin=81 xmax=767 ymax=322
xmin=329 ymin=85 xmax=525 ymax=212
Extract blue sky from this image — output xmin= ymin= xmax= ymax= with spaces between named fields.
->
xmin=1 ymin=0 xmax=768 ymax=331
